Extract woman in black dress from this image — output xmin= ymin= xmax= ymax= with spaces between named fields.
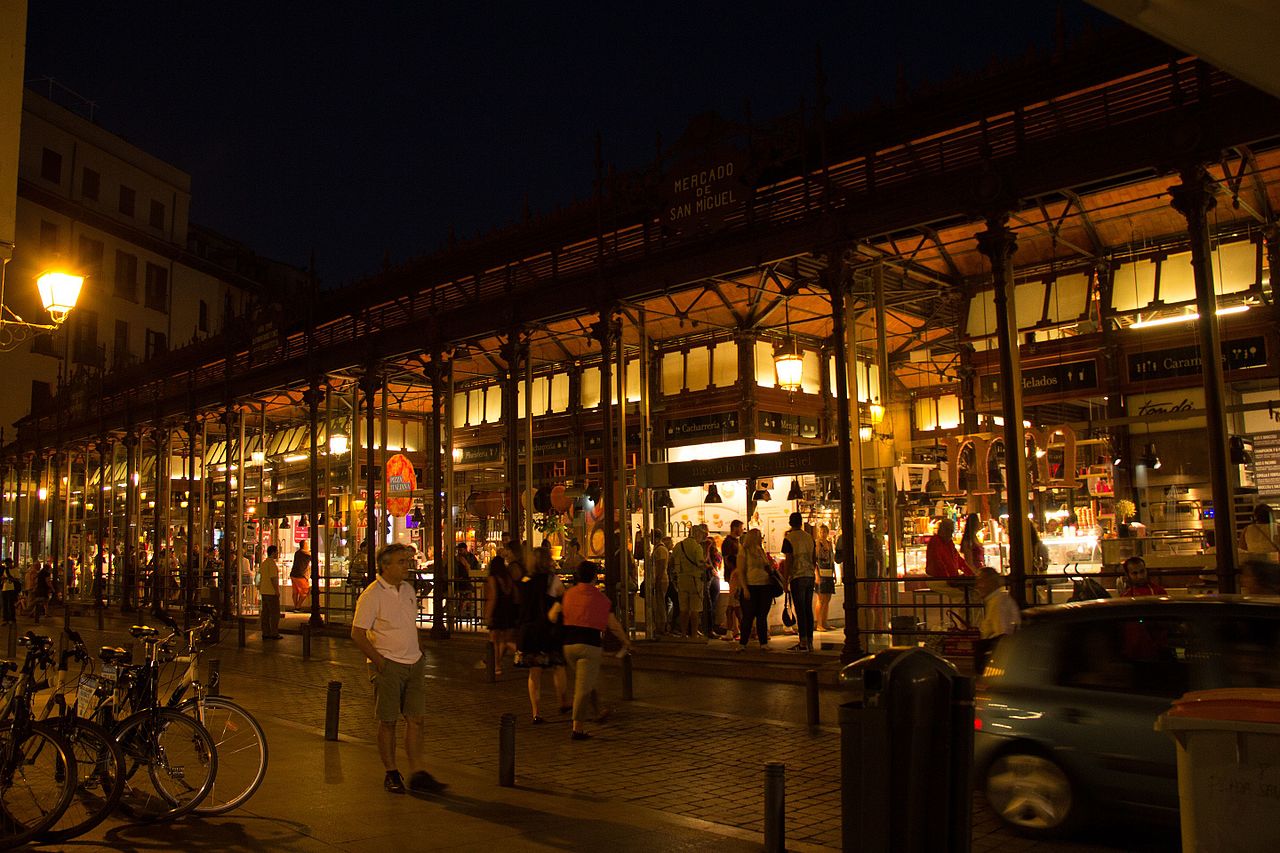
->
xmin=484 ymin=550 xmax=520 ymax=675
xmin=516 ymin=544 xmax=568 ymax=723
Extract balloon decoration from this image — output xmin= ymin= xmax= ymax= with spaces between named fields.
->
xmin=385 ymin=453 xmax=416 ymax=517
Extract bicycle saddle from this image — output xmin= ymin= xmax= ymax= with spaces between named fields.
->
xmin=18 ymin=632 xmax=52 ymax=648
xmin=129 ymin=625 xmax=160 ymax=640
xmin=99 ymin=646 xmax=131 ymax=663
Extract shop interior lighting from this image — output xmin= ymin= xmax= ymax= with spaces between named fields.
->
xmin=1140 ymin=443 xmax=1162 ymax=469
xmin=786 ymin=479 xmax=803 ymax=501
xmin=251 ymin=451 xmax=266 ymax=464
xmin=1129 ymin=303 xmax=1250 ymax=330
xmin=284 ymin=453 xmax=308 ymax=463
xmin=704 ymin=483 xmax=723 ymax=504
xmin=868 ymin=402 xmax=885 ymax=425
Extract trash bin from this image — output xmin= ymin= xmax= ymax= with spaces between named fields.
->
xmin=1156 ymin=688 xmax=1280 ymax=853
xmin=839 ymin=647 xmax=973 ymax=853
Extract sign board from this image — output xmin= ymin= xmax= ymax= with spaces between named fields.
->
xmin=661 ymin=150 xmax=749 ymax=233
xmin=1125 ymin=387 xmax=1207 ymax=434
xmin=662 ymin=411 xmax=740 ymax=445
xmin=384 ymin=453 xmax=416 ymax=517
xmin=658 ymin=444 xmax=841 ymax=488
xmin=980 ymin=359 xmax=1099 ymax=403
xmin=457 ymin=443 xmax=501 ymax=466
xmin=1252 ymin=431 xmax=1280 ymax=500
xmin=293 ymin=525 xmax=309 ymax=544
xmin=1127 ymin=335 xmax=1268 ymax=383
xmin=583 ymin=429 xmax=642 ymax=453
xmin=758 ymin=411 xmax=820 ymax=439
xmin=516 ymin=434 xmax=571 ymax=459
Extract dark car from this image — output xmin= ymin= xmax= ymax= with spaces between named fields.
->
xmin=974 ymin=595 xmax=1280 ymax=837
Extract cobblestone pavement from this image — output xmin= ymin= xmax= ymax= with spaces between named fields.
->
xmin=25 ymin=612 xmax=1179 ymax=851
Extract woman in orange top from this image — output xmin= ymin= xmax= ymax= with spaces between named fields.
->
xmin=549 ymin=562 xmax=630 ymax=739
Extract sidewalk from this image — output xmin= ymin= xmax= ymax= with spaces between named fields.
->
xmin=17 ymin=609 xmax=1175 ymax=852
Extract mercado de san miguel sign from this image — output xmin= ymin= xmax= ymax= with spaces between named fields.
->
xmin=662 ymin=153 xmax=748 ymax=232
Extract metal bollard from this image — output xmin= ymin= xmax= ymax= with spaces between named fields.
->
xmin=806 ymin=669 xmax=820 ymax=727
xmin=621 ymin=650 xmax=633 ymax=701
xmin=498 ymin=713 xmax=516 ymax=787
xmin=764 ymin=762 xmax=786 ymax=853
xmin=487 ymin=640 xmax=496 ymax=684
xmin=96 ymin=603 xmax=105 ymax=631
xmin=302 ymin=623 xmax=311 ymax=661
xmin=208 ymin=659 xmax=221 ymax=697
xmin=238 ymin=616 xmax=247 ymax=648
xmin=6 ymin=621 xmax=15 ymax=658
xmin=325 ymin=681 xmax=342 ymax=741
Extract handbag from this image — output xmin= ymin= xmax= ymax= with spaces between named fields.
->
xmin=766 ymin=567 xmax=785 ymax=598
xmin=781 ymin=593 xmax=796 ymax=627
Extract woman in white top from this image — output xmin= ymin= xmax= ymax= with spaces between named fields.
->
xmin=736 ymin=529 xmax=776 ymax=651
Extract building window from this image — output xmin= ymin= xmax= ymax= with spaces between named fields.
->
xmin=40 ymin=148 xmax=62 ymax=184
xmin=39 ymin=220 xmax=59 ymax=251
xmin=144 ymin=263 xmax=168 ymax=311
xmin=119 ymin=185 xmax=135 ymax=217
xmin=149 ymin=200 xmax=165 ymax=230
xmin=72 ymin=310 xmax=100 ymax=365
xmin=78 ymin=236 xmax=104 ymax=275
xmin=198 ymin=299 xmax=209 ymax=333
xmin=31 ymin=381 xmax=52 ymax=414
xmin=82 ymin=167 xmax=100 ymax=201
xmin=145 ymin=329 xmax=167 ymax=361
xmin=114 ymin=320 xmax=130 ymax=367
xmin=114 ymin=251 xmax=138 ymax=301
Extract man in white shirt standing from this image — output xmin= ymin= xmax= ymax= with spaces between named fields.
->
xmin=350 ymin=543 xmax=446 ymax=795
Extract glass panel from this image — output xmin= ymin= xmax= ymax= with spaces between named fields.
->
xmin=452 ymin=393 xmax=467 ymax=429
xmin=967 ymin=290 xmax=996 ymax=338
xmin=1056 ymin=618 xmax=1192 ymax=698
xmin=531 ymin=376 xmax=549 ymax=416
xmin=1047 ymin=272 xmax=1090 ymax=322
xmin=580 ymin=366 xmax=601 ymax=409
xmin=1161 ymin=252 xmax=1196 ymax=304
xmin=937 ymin=395 xmax=961 ymax=430
xmin=712 ymin=340 xmax=737 ymax=387
xmin=802 ymin=350 xmax=821 ymax=395
xmin=549 ymin=372 xmax=570 ymax=412
xmin=625 ymin=361 xmax=641 ymax=402
xmin=467 ymin=389 xmax=484 ymax=426
xmin=661 ymin=351 xmax=683 ymax=395
xmin=686 ymin=346 xmax=710 ymax=392
xmin=1014 ymin=280 xmax=1045 ymax=330
xmin=1111 ymin=259 xmax=1158 ymax=312
xmin=1213 ymin=239 xmax=1257 ymax=294
xmin=484 ymin=385 xmax=502 ymax=423
xmin=755 ymin=340 xmax=776 ymax=387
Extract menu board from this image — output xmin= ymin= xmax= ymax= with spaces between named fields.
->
xmin=1252 ymin=431 xmax=1280 ymax=500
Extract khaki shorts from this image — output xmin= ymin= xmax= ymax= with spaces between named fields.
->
xmin=678 ymin=588 xmax=703 ymax=614
xmin=370 ymin=655 xmax=426 ymax=722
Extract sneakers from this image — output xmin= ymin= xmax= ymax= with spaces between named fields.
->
xmin=385 ymin=770 xmax=406 ymax=794
xmin=409 ymin=770 xmax=447 ymax=794
xmin=792 ymin=643 xmax=810 ymax=652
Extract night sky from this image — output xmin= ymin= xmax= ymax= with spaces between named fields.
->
xmin=24 ymin=2 xmax=1114 ymax=288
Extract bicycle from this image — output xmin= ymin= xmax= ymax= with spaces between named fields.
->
xmin=102 ymin=621 xmax=218 ymax=821
xmin=0 ymin=633 xmax=78 ymax=849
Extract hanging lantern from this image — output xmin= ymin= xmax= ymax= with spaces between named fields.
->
xmin=704 ymin=484 xmax=723 ymax=504
xmin=773 ymin=338 xmax=804 ymax=393
xmin=786 ymin=479 xmax=803 ymax=501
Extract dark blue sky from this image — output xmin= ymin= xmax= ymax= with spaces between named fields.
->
xmin=24 ymin=2 xmax=1113 ymax=287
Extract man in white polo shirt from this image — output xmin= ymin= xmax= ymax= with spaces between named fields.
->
xmin=351 ymin=542 xmax=446 ymax=795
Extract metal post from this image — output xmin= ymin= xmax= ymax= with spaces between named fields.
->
xmin=828 ymin=267 xmax=864 ymax=662
xmin=325 ymin=681 xmax=342 ymax=741
xmin=5 ymin=622 xmax=14 ymax=658
xmin=302 ymin=622 xmax=312 ymax=660
xmin=806 ymin=669 xmax=820 ymax=726
xmin=874 ymin=266 xmax=900 ymax=609
xmin=1169 ymin=169 xmax=1238 ymax=591
xmin=502 ymin=333 xmax=521 ymax=545
xmin=595 ymin=312 xmax=620 ymax=606
xmin=977 ymin=217 xmax=1031 ymax=607
xmin=430 ymin=350 xmax=447 ymax=639
xmin=621 ymin=650 xmax=633 ymax=701
xmin=306 ymin=380 xmax=324 ymax=628
xmin=208 ymin=659 xmax=221 ymax=697
xmin=499 ymin=713 xmax=516 ymax=787
xmin=362 ymin=369 xmax=378 ymax=585
xmin=764 ymin=762 xmax=786 ymax=853
xmin=237 ymin=614 xmax=246 ymax=648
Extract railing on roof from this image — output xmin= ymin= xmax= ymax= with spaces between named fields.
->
xmin=29 ymin=59 xmax=1246 ymax=442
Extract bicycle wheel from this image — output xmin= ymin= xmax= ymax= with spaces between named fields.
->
xmin=38 ymin=718 xmax=126 ymax=843
xmin=113 ymin=709 xmax=217 ymax=822
xmin=179 ymin=697 xmax=267 ymax=815
xmin=0 ymin=721 xmax=77 ymax=849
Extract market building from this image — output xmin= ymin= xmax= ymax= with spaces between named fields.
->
xmin=4 ymin=29 xmax=1278 ymax=661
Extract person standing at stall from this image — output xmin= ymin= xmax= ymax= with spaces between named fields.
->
xmin=814 ymin=524 xmax=836 ymax=631
xmin=670 ymin=525 xmax=708 ymax=640
xmin=737 ymin=529 xmax=776 ymax=651
xmin=782 ymin=512 xmax=817 ymax=652
xmin=258 ymin=546 xmax=283 ymax=640
xmin=290 ymin=540 xmax=312 ymax=611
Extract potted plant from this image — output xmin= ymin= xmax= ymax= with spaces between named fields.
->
xmin=1114 ymin=499 xmax=1135 ymax=537
xmin=534 ymin=512 xmax=569 ymax=559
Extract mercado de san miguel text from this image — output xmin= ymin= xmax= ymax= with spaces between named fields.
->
xmin=5 ymin=30 xmax=1279 ymax=660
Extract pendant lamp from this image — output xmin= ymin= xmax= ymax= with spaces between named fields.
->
xmin=786 ymin=479 xmax=803 ymax=501
xmin=704 ymin=484 xmax=723 ymax=504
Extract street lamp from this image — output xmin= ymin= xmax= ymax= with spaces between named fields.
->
xmin=0 ymin=265 xmax=84 ymax=351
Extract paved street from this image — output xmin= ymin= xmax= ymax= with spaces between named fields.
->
xmin=11 ymin=610 xmax=1179 ymax=851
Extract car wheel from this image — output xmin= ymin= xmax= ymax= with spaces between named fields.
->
xmin=984 ymin=750 xmax=1080 ymax=837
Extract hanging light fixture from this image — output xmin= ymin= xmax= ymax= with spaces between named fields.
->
xmin=654 ymin=489 xmax=674 ymax=509
xmin=924 ymin=467 xmax=945 ymax=496
xmin=704 ymin=484 xmax=723 ymax=504
xmin=1140 ymin=443 xmax=1162 ymax=470
xmin=751 ymin=480 xmax=771 ymax=502
xmin=825 ymin=480 xmax=841 ymax=502
xmin=410 ymin=505 xmax=426 ymax=525
xmin=773 ymin=290 xmax=804 ymax=393
xmin=786 ymin=479 xmax=803 ymax=501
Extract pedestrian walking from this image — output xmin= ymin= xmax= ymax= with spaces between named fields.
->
xmin=549 ymin=561 xmax=630 ymax=740
xmin=515 ymin=543 xmax=568 ymax=723
xmin=0 ymin=559 xmax=21 ymax=623
xmin=350 ymin=542 xmax=447 ymax=795
xmin=258 ymin=546 xmax=282 ymax=639
xmin=483 ymin=551 xmax=519 ymax=675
